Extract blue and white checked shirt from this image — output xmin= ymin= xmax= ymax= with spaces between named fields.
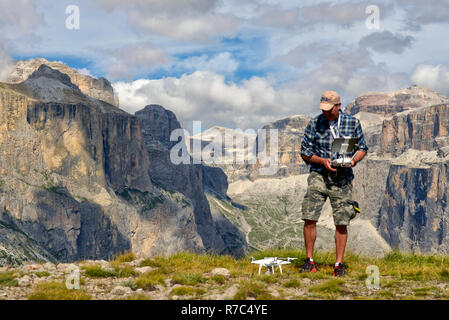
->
xmin=300 ymin=111 xmax=368 ymax=180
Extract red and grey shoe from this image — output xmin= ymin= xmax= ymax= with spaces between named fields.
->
xmin=333 ymin=262 xmax=347 ymax=277
xmin=300 ymin=258 xmax=317 ymax=273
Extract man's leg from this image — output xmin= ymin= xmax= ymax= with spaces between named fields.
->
xmin=335 ymin=225 xmax=347 ymax=263
xmin=304 ymin=220 xmax=317 ymax=259
xmin=301 ymin=172 xmax=327 ymax=273
xmin=329 ymin=179 xmax=353 ymax=276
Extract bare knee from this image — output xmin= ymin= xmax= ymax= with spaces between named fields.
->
xmin=304 ymin=220 xmax=317 ymax=228
xmin=335 ymin=225 xmax=347 ymax=234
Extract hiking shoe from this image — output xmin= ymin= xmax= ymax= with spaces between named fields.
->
xmin=300 ymin=258 xmax=317 ymax=273
xmin=333 ymin=263 xmax=347 ymax=277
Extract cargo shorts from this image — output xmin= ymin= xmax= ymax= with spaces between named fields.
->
xmin=301 ymin=170 xmax=354 ymax=226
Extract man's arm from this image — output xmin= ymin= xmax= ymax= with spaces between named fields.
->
xmin=301 ymin=154 xmax=336 ymax=172
xmin=351 ymin=150 xmax=366 ymax=167
xmin=300 ymin=119 xmax=337 ymax=172
xmin=351 ymin=118 xmax=368 ymax=167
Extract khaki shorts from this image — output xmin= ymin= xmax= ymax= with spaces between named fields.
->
xmin=301 ymin=171 xmax=354 ymax=226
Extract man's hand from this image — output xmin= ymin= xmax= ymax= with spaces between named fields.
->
xmin=301 ymin=154 xmax=337 ymax=172
xmin=322 ymin=158 xmax=337 ymax=172
xmin=351 ymin=150 xmax=367 ymax=167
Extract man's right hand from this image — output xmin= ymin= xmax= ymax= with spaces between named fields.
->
xmin=301 ymin=154 xmax=337 ymax=172
xmin=321 ymin=158 xmax=337 ymax=172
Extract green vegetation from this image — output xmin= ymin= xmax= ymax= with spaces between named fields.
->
xmin=116 ymin=188 xmax=165 ymax=212
xmin=27 ymin=281 xmax=91 ymax=300
xmin=0 ymin=272 xmax=19 ymax=287
xmin=5 ymin=248 xmax=449 ymax=300
xmin=81 ymin=264 xmax=136 ymax=278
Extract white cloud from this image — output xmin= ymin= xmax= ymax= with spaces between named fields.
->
xmin=76 ymin=68 xmax=93 ymax=77
xmin=0 ymin=0 xmax=43 ymax=35
xmin=113 ymin=71 xmax=312 ymax=131
xmin=106 ymin=43 xmax=171 ymax=80
xmin=411 ymin=64 xmax=449 ymax=95
xmin=175 ymin=52 xmax=239 ymax=74
xmin=0 ymin=41 xmax=14 ymax=81
xmin=96 ymin=0 xmax=239 ymax=42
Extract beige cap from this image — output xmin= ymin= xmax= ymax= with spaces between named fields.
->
xmin=319 ymin=90 xmax=341 ymax=111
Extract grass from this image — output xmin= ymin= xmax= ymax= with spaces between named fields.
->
xmin=135 ymin=270 xmax=167 ymax=290
xmin=6 ymin=248 xmax=449 ymax=300
xmin=169 ymin=286 xmax=205 ymax=298
xmin=27 ymin=281 xmax=91 ymax=300
xmin=130 ymin=249 xmax=449 ymax=300
xmin=0 ymin=272 xmax=19 ymax=287
xmin=81 ymin=264 xmax=136 ymax=278
xmin=82 ymin=265 xmax=117 ymax=278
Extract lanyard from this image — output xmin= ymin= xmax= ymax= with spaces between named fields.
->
xmin=329 ymin=113 xmax=341 ymax=139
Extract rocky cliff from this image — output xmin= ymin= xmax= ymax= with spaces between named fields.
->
xmin=0 ymin=63 xmax=246 ymax=266
xmin=344 ymin=85 xmax=449 ymax=117
xmin=6 ymin=58 xmax=117 ymax=106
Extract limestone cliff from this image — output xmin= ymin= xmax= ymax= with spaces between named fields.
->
xmin=6 ymin=58 xmax=117 ymax=106
xmin=344 ymin=85 xmax=449 ymax=117
xmin=0 ymin=65 xmax=246 ymax=266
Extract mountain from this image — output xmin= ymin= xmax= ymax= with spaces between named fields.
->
xmin=344 ymin=85 xmax=449 ymax=116
xmin=0 ymin=61 xmax=246 ymax=266
xmin=6 ymin=58 xmax=117 ymax=106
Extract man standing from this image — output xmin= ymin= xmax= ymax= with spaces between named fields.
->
xmin=299 ymin=90 xmax=368 ymax=276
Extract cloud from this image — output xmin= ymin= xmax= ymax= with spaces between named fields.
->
xmin=253 ymin=1 xmax=394 ymax=31
xmin=397 ymin=0 xmax=449 ymax=30
xmin=279 ymin=44 xmax=409 ymax=105
xmin=95 ymin=0 xmax=239 ymax=42
xmin=105 ymin=43 xmax=171 ymax=80
xmin=0 ymin=0 xmax=43 ymax=81
xmin=113 ymin=71 xmax=312 ymax=131
xmin=174 ymin=52 xmax=239 ymax=74
xmin=0 ymin=0 xmax=44 ymax=35
xmin=359 ymin=31 xmax=414 ymax=54
xmin=0 ymin=41 xmax=14 ymax=81
xmin=411 ymin=64 xmax=449 ymax=95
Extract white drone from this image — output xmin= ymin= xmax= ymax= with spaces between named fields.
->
xmin=250 ymin=257 xmax=297 ymax=275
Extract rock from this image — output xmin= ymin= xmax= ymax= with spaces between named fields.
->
xmin=6 ymin=58 xmax=117 ymax=106
xmin=302 ymin=278 xmax=311 ymax=285
xmin=43 ymin=262 xmax=56 ymax=271
xmin=164 ymin=279 xmax=173 ymax=287
xmin=134 ymin=266 xmax=154 ymax=274
xmin=222 ymin=284 xmax=239 ymax=299
xmin=18 ymin=275 xmax=32 ymax=287
xmin=345 ymin=85 xmax=449 ymax=117
xmin=111 ymin=286 xmax=132 ymax=295
xmin=208 ymin=268 xmax=231 ymax=278
xmin=56 ymin=263 xmax=79 ymax=274
xmin=129 ymin=258 xmax=145 ymax=267
xmin=0 ymin=61 xmax=247 ymax=267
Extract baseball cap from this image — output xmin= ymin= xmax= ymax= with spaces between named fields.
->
xmin=319 ymin=90 xmax=341 ymax=111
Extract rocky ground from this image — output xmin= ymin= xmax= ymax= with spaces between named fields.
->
xmin=1 ymin=250 xmax=449 ymax=300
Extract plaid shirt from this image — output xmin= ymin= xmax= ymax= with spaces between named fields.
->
xmin=300 ymin=111 xmax=368 ymax=180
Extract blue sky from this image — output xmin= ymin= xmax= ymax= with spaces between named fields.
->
xmin=1 ymin=0 xmax=449 ymax=130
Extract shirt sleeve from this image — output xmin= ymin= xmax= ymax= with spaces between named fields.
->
xmin=354 ymin=118 xmax=369 ymax=153
xmin=300 ymin=119 xmax=315 ymax=158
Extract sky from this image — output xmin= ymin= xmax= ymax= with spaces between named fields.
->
xmin=1 ymin=0 xmax=449 ymax=131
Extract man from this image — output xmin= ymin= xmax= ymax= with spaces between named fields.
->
xmin=299 ymin=90 xmax=368 ymax=277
